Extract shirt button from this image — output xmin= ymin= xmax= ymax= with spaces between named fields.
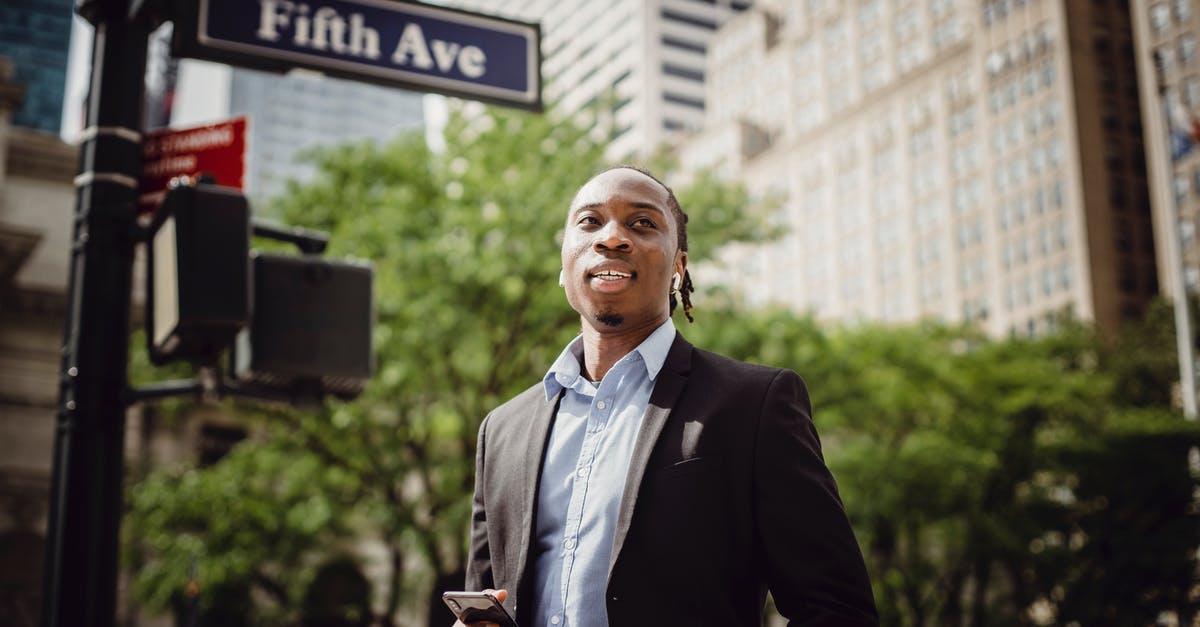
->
xmin=551 ymin=616 xmax=561 ymax=625
xmin=577 ymin=468 xmax=588 ymax=478
xmin=596 ymin=400 xmax=606 ymax=409
xmin=564 ymin=537 xmax=576 ymax=550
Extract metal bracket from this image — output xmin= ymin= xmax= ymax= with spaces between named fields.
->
xmin=74 ymin=171 xmax=139 ymax=189
xmin=78 ymin=125 xmax=142 ymax=144
xmin=253 ymin=221 xmax=329 ymax=255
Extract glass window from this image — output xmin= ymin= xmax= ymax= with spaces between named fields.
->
xmin=1185 ymin=77 xmax=1200 ymax=108
xmin=1040 ymin=62 xmax=1056 ymax=87
xmin=1181 ymin=35 xmax=1198 ymax=66
xmin=1151 ymin=3 xmax=1171 ymax=32
xmin=1158 ymin=45 xmax=1176 ymax=73
xmin=1175 ymin=0 xmax=1192 ymax=22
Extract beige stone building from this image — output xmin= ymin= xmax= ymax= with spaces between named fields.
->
xmin=0 ymin=56 xmax=75 ymax=626
xmin=682 ymin=0 xmax=1158 ymax=337
xmin=447 ymin=0 xmax=752 ymax=159
xmin=0 ymin=55 xmax=247 ymax=626
xmin=1131 ymin=0 xmax=1200 ymax=301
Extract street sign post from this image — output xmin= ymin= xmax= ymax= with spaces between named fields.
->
xmin=172 ymin=0 xmax=541 ymax=110
xmin=140 ymin=116 xmax=247 ymax=210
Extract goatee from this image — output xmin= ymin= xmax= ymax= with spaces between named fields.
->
xmin=595 ymin=310 xmax=624 ymax=327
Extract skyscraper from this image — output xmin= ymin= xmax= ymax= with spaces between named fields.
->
xmin=447 ymin=0 xmax=751 ymax=159
xmin=226 ymin=67 xmax=425 ymax=202
xmin=1131 ymin=0 xmax=1200 ymax=301
xmin=0 ymin=0 xmax=73 ymax=133
xmin=682 ymin=0 xmax=1157 ymax=338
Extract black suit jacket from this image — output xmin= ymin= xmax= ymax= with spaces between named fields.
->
xmin=465 ymin=333 xmax=877 ymax=626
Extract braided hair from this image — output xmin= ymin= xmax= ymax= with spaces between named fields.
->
xmin=601 ymin=165 xmax=695 ymax=323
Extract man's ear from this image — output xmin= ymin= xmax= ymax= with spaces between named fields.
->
xmin=675 ymin=251 xmax=688 ymax=278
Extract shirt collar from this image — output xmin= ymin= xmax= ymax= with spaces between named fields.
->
xmin=543 ymin=318 xmax=677 ymax=401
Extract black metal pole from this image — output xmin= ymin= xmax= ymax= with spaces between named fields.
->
xmin=41 ymin=1 xmax=147 ymax=626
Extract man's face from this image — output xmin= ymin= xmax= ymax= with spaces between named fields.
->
xmin=561 ymin=169 xmax=687 ymax=332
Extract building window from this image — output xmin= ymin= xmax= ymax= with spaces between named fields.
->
xmin=661 ymin=8 xmax=717 ymax=30
xmin=1181 ymin=35 xmax=1198 ymax=67
xmin=1175 ymin=0 xmax=1192 ymax=22
xmin=663 ymin=92 xmax=704 ymax=110
xmin=1151 ymin=3 xmax=1171 ymax=32
xmin=662 ymin=62 xmax=704 ymax=82
xmin=1158 ymin=45 xmax=1176 ymax=74
xmin=662 ymin=35 xmax=706 ymax=54
xmin=1185 ymin=77 xmax=1200 ymax=108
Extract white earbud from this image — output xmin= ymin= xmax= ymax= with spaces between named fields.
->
xmin=671 ymin=272 xmax=681 ymax=293
xmin=559 ymin=269 xmax=565 ymax=288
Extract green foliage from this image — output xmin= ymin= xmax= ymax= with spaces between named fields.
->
xmin=688 ymin=306 xmax=1200 ymax=627
xmin=126 ymin=438 xmax=355 ymax=626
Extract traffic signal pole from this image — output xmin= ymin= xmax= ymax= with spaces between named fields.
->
xmin=41 ymin=1 xmax=148 ymax=625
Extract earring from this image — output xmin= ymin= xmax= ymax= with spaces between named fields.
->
xmin=559 ymin=269 xmax=565 ymax=288
xmin=671 ymin=272 xmax=681 ymax=294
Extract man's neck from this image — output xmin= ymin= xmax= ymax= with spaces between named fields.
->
xmin=579 ymin=316 xmax=666 ymax=382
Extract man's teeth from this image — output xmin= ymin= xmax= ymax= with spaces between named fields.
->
xmin=595 ymin=271 xmax=630 ymax=279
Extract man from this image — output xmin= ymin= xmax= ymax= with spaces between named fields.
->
xmin=457 ymin=167 xmax=877 ymax=626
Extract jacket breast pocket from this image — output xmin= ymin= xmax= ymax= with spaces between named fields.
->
xmin=648 ymin=456 xmax=715 ymax=482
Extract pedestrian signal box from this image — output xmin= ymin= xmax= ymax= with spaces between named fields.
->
xmin=146 ymin=181 xmax=251 ymax=365
xmin=233 ymin=253 xmax=374 ymax=400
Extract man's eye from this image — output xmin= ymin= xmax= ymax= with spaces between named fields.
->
xmin=578 ymin=216 xmax=600 ymax=226
xmin=633 ymin=218 xmax=656 ymax=228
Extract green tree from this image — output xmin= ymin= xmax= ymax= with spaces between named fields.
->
xmin=687 ymin=308 xmax=1200 ymax=626
xmin=125 ymin=104 xmax=769 ymax=625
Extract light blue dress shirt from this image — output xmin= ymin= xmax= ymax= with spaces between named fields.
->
xmin=530 ymin=319 xmax=676 ymax=627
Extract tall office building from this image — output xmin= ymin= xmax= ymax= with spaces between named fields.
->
xmin=0 ymin=0 xmax=73 ymax=133
xmin=1131 ymin=0 xmax=1199 ymax=301
xmin=227 ymin=68 xmax=425 ymax=203
xmin=447 ymin=0 xmax=751 ymax=159
xmin=681 ymin=0 xmax=1157 ymax=337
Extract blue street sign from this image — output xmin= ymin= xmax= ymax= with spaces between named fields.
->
xmin=173 ymin=0 xmax=541 ymax=110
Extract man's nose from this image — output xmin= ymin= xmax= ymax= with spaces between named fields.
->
xmin=594 ymin=221 xmax=631 ymax=252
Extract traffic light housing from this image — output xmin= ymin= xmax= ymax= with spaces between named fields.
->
xmin=145 ymin=181 xmax=251 ymax=365
xmin=233 ymin=253 xmax=374 ymax=400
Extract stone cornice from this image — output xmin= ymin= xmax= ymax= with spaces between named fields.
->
xmin=7 ymin=127 xmax=77 ymax=183
xmin=0 ymin=284 xmax=67 ymax=318
xmin=0 ymin=223 xmax=40 ymax=286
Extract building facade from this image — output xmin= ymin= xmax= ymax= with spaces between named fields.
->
xmin=682 ymin=0 xmax=1158 ymax=337
xmin=449 ymin=0 xmax=751 ymax=159
xmin=0 ymin=55 xmax=75 ymax=627
xmin=0 ymin=0 xmax=73 ymax=133
xmin=1131 ymin=0 xmax=1200 ymax=302
xmin=227 ymin=67 xmax=425 ymax=203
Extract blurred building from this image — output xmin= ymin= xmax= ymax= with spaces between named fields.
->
xmin=681 ymin=0 xmax=1158 ymax=337
xmin=447 ymin=0 xmax=752 ymax=159
xmin=163 ymin=56 xmax=425 ymax=204
xmin=0 ymin=0 xmax=72 ymax=133
xmin=1130 ymin=0 xmax=1200 ymax=301
xmin=0 ymin=55 xmax=74 ymax=627
xmin=226 ymin=68 xmax=425 ymax=203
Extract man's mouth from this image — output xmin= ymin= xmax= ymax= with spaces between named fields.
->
xmin=592 ymin=270 xmax=633 ymax=280
xmin=587 ymin=267 xmax=635 ymax=293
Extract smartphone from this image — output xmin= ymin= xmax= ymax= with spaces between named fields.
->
xmin=442 ymin=590 xmax=520 ymax=627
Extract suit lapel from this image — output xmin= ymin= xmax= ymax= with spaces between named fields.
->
xmin=513 ymin=388 xmax=559 ymax=594
xmin=607 ymin=333 xmax=693 ymax=579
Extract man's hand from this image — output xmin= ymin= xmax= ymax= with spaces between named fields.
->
xmin=452 ymin=589 xmax=508 ymax=627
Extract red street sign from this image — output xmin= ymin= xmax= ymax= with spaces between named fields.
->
xmin=140 ymin=116 xmax=248 ymax=211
